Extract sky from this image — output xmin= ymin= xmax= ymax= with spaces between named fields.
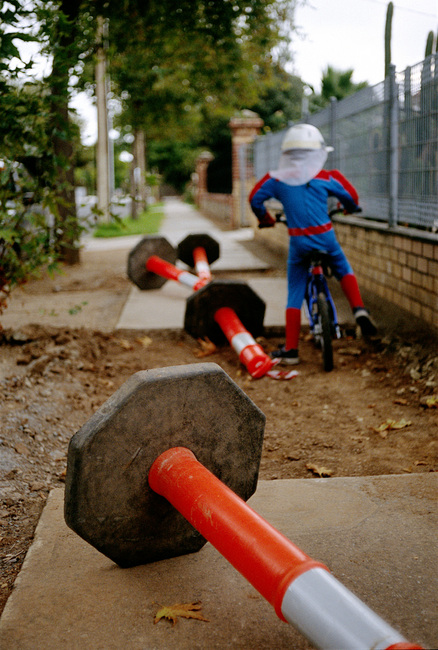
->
xmin=290 ymin=0 xmax=437 ymax=91
xmin=16 ymin=0 xmax=438 ymax=145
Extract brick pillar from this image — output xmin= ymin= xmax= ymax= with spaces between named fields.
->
xmin=229 ymin=111 xmax=264 ymax=229
xmin=195 ymin=151 xmax=214 ymax=208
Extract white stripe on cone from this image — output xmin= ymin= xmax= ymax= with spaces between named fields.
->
xmin=281 ymin=567 xmax=410 ymax=650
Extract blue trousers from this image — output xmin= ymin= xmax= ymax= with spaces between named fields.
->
xmin=286 ymin=230 xmax=353 ymax=309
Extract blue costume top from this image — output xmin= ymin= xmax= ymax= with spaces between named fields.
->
xmin=249 ymin=170 xmax=360 ymax=309
xmin=249 ymin=170 xmax=358 ymax=231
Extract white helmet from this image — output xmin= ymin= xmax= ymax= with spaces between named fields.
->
xmin=270 ymin=124 xmax=333 ymax=186
xmin=281 ymin=124 xmax=333 ymax=152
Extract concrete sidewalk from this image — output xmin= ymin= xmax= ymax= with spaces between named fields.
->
xmin=0 ymin=474 xmax=436 ymax=649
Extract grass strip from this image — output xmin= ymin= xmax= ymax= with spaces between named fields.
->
xmin=93 ymin=204 xmax=164 ymax=238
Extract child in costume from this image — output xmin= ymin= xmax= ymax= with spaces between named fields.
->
xmin=249 ymin=123 xmax=376 ymax=365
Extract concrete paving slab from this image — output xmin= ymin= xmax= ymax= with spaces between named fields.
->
xmin=116 ymin=277 xmax=289 ymax=330
xmin=0 ymin=474 xmax=435 ymax=649
xmin=115 ymin=276 xmax=354 ymax=333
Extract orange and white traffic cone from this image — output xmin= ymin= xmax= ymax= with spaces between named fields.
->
xmin=214 ymin=307 xmax=278 ymax=378
xmin=192 ymin=246 xmax=212 ymax=285
xmin=145 ymin=258 xmax=297 ymax=380
xmin=146 ymin=255 xmax=207 ymax=291
xmin=150 ymin=447 xmax=423 ymax=650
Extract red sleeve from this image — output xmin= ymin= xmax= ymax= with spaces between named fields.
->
xmin=248 ymin=173 xmax=271 ymax=203
xmin=327 ymin=169 xmax=359 ymax=205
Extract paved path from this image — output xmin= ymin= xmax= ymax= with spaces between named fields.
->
xmin=0 ymin=475 xmax=436 ymax=649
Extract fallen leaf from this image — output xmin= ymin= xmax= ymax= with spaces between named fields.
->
xmin=414 ymin=460 xmax=427 ymax=466
xmin=372 ymin=419 xmax=412 ymax=435
xmin=387 ymin=418 xmax=411 ymax=429
xmin=154 ymin=602 xmax=209 ymax=626
xmin=14 ymin=442 xmax=30 ymax=456
xmin=305 ymin=463 xmax=333 ymax=477
xmin=337 ymin=347 xmax=362 ymax=357
xmin=115 ymin=338 xmax=133 ymax=350
xmin=195 ymin=338 xmax=217 ymax=358
xmin=410 ymin=368 xmax=421 ymax=381
xmin=421 ymin=395 xmax=438 ymax=409
xmin=137 ymin=335 xmax=153 ymax=347
xmin=29 ymin=481 xmax=46 ymax=492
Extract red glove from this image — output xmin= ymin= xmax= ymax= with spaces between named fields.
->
xmin=258 ymin=211 xmax=276 ymax=229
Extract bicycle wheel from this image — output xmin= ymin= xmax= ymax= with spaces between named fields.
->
xmin=316 ymin=292 xmax=334 ymax=372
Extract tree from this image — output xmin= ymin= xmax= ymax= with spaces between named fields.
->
xmin=104 ymin=2 xmax=300 ymax=194
xmin=0 ymin=2 xmax=56 ymax=315
xmin=249 ymin=64 xmax=304 ymax=131
xmin=2 ymin=0 xmax=301 ymax=291
xmin=308 ymin=66 xmax=367 ymax=112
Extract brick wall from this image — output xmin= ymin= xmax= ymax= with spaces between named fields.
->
xmin=334 ymin=217 xmax=438 ymax=329
xmin=194 ymin=112 xmax=263 ymax=229
xmin=198 ymin=193 xmax=233 ymax=226
xmin=255 ymin=216 xmax=438 ymax=330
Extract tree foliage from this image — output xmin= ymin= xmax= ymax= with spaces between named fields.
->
xmin=249 ymin=64 xmax=303 ymax=131
xmin=104 ymin=1 xmax=300 ymax=190
xmin=1 ymin=0 xmax=300 ymax=308
xmin=0 ymin=1 xmax=55 ymax=311
xmin=308 ymin=66 xmax=367 ymax=112
xmin=107 ymin=0 xmax=297 ymax=132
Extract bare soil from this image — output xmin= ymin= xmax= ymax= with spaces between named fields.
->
xmin=1 ymin=246 xmax=437 ymax=617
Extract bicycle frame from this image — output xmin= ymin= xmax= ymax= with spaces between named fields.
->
xmin=270 ymin=207 xmax=350 ymax=370
xmin=304 ymin=261 xmax=341 ymax=341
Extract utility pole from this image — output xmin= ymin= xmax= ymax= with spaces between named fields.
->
xmin=96 ymin=16 xmax=110 ymax=222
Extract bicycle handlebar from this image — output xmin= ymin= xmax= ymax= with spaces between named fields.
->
xmin=328 ymin=206 xmax=362 ymax=218
xmin=274 ymin=206 xmax=362 ymax=226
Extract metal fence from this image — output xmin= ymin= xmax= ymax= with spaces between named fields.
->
xmin=253 ymin=57 xmax=438 ymax=231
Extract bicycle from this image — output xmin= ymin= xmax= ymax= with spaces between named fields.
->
xmin=271 ymin=207 xmax=352 ymax=372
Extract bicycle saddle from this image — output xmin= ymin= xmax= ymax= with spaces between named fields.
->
xmin=303 ymin=250 xmax=333 ymax=276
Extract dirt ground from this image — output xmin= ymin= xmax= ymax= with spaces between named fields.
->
xmin=0 ymin=243 xmax=437 ymax=617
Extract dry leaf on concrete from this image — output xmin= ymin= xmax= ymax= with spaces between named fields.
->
xmin=305 ymin=463 xmax=333 ymax=477
xmin=154 ymin=602 xmax=209 ymax=626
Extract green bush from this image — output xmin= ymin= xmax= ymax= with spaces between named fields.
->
xmin=0 ymin=161 xmax=58 ymax=318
